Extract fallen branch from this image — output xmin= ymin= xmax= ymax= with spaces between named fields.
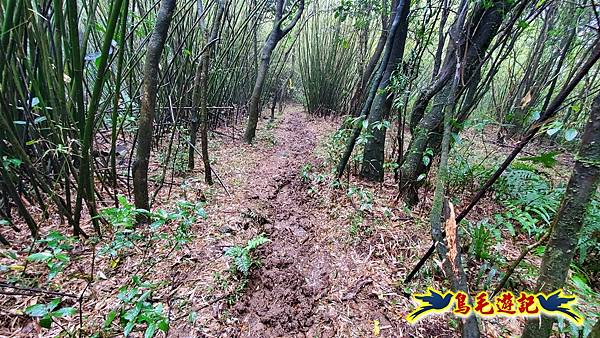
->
xmin=0 ymin=282 xmax=78 ymax=298
xmin=491 ymin=231 xmax=549 ymax=298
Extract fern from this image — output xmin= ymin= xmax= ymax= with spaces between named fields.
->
xmin=246 ymin=235 xmax=270 ymax=251
xmin=448 ymin=155 xmax=494 ymax=191
xmin=494 ymin=165 xmax=562 ymax=238
xmin=495 ymin=164 xmax=600 ymax=268
xmin=225 ymin=234 xmax=270 ymax=276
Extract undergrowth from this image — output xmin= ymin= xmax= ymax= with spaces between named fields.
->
xmin=11 ymin=195 xmax=207 ymax=336
xmin=223 ymin=233 xmax=270 ymax=304
xmin=451 ymin=151 xmax=600 ymax=337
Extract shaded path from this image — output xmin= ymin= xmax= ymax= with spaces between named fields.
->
xmin=206 ymin=107 xmax=452 ymax=337
xmin=233 ymin=109 xmax=335 ymax=336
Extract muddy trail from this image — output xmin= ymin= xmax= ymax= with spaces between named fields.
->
xmin=203 ymin=108 xmax=456 ymax=338
xmin=221 ymin=109 xmax=428 ymax=337
xmin=233 ymin=111 xmax=335 ymax=336
xmin=0 ymin=106 xmax=456 ymax=337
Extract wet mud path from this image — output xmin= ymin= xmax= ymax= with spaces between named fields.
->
xmin=233 ymin=110 xmax=336 ymax=337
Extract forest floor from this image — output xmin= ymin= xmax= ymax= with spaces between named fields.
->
xmin=171 ymin=104 xmax=458 ymax=337
xmin=1 ymin=104 xmax=593 ymax=337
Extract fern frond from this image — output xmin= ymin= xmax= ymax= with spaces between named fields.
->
xmin=246 ymin=234 xmax=270 ymax=251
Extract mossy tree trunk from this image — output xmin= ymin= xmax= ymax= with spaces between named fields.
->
xmin=428 ymin=4 xmax=480 ymax=336
xmin=398 ymin=0 xmax=511 ymax=206
xmin=133 ymin=0 xmax=176 ymax=212
xmin=358 ymin=0 xmax=410 ymax=182
xmin=348 ymin=0 xmax=397 ymax=117
xmin=335 ymin=0 xmax=410 ymax=179
xmin=522 ymin=93 xmax=600 ymax=337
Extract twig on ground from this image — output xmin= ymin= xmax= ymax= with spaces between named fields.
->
xmin=491 ymin=231 xmax=550 ymax=298
xmin=0 ymin=283 xmax=77 ymax=298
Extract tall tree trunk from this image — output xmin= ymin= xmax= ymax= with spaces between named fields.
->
xmin=348 ymin=0 xmax=396 ymax=116
xmin=359 ymin=0 xmax=410 ymax=182
xmin=110 ymin=0 xmax=131 ymax=206
xmin=429 ymin=26 xmax=481 ymax=336
xmin=243 ymin=0 xmax=304 ymax=144
xmin=133 ymin=0 xmax=176 ymax=212
xmin=199 ymin=44 xmax=214 ymax=185
xmin=74 ymin=0 xmax=125 ymax=234
xmin=335 ymin=0 xmax=410 ymax=179
xmin=502 ymin=4 xmax=569 ymax=140
xmin=430 ymin=0 xmax=450 ymax=82
xmin=522 ymin=93 xmax=600 ymax=337
xmin=398 ymin=0 xmax=511 ymax=206
xmin=188 ymin=0 xmax=225 ymax=186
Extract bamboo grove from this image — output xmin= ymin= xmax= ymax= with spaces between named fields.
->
xmin=0 ymin=0 xmax=306 ymax=241
xmin=1 ymin=0 xmax=600 ymax=335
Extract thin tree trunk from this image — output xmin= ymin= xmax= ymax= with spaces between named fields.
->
xmin=244 ymin=50 xmax=272 ymax=142
xmin=427 ymin=9 xmax=481 ymax=337
xmin=348 ymin=0 xmax=396 ymax=116
xmin=244 ymin=0 xmax=304 ymax=143
xmin=0 ymin=165 xmax=38 ymax=238
xmin=522 ymin=93 xmax=600 ymax=337
xmin=198 ymin=52 xmax=214 ymax=185
xmin=188 ymin=0 xmax=225 ymax=186
xmin=73 ymin=0 xmax=124 ymax=235
xmin=430 ymin=0 xmax=449 ymax=82
xmin=110 ymin=0 xmax=130 ymax=206
xmin=133 ymin=0 xmax=176 ymax=212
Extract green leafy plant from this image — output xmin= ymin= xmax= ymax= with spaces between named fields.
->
xmin=151 ymin=200 xmax=206 ymax=246
xmin=104 ymin=276 xmax=169 ymax=337
xmin=518 ymin=151 xmax=559 ymax=168
xmin=99 ymin=196 xmax=206 ymax=258
xmin=27 ymin=231 xmax=76 ymax=280
xmin=383 ymin=161 xmax=400 ymax=173
xmin=98 ymin=196 xmax=148 ymax=258
xmin=347 ymin=185 xmax=373 ymax=211
xmin=100 ymin=195 xmax=150 ymax=229
xmin=422 ymin=148 xmax=434 ymax=167
xmin=225 ymin=234 xmax=270 ymax=276
xmin=468 ymin=219 xmax=501 ymax=260
xmin=300 ymin=163 xmax=313 ymax=182
xmin=157 ymin=144 xmax=188 ymax=176
xmin=543 ymin=120 xmax=580 ymax=142
xmin=493 ymin=164 xmax=562 ymax=238
xmin=448 ymin=154 xmax=494 ymax=192
xmin=347 ymin=210 xmax=373 ymax=239
xmin=322 ymin=118 xmax=353 ymax=167
xmin=24 ymin=298 xmax=76 ymax=329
